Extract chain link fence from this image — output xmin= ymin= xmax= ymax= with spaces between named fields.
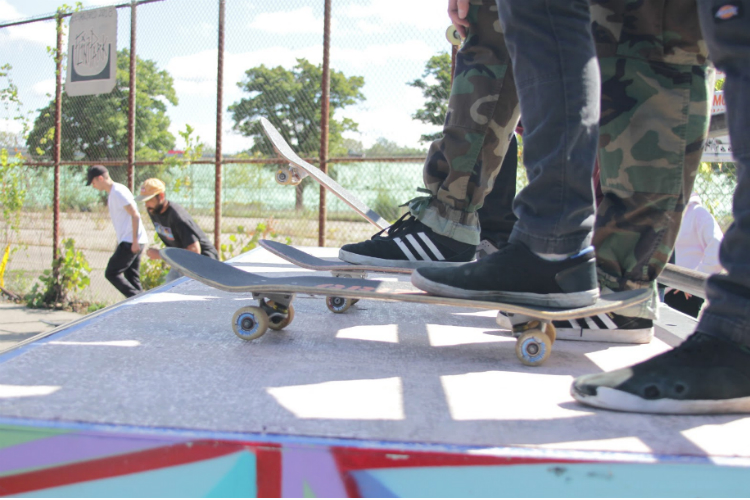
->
xmin=0 ymin=0 xmax=738 ymax=307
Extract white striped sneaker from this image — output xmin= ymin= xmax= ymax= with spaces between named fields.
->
xmin=339 ymin=213 xmax=476 ymax=269
xmin=497 ymin=311 xmax=654 ymax=344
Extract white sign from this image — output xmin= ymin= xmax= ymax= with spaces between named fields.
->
xmin=65 ymin=7 xmax=117 ymax=96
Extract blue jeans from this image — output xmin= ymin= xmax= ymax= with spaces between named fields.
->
xmin=496 ymin=0 xmax=600 ymax=255
xmin=696 ymin=0 xmax=750 ymax=348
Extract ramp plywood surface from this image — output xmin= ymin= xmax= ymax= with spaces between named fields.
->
xmin=0 ymin=247 xmax=747 ymax=460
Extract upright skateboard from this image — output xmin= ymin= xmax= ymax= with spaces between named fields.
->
xmin=162 ymin=248 xmax=651 ymax=366
xmin=259 ymin=117 xmax=390 ymax=231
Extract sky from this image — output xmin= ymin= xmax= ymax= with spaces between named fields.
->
xmin=0 ymin=0 xmax=452 ymax=154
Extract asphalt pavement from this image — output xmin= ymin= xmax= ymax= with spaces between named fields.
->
xmin=0 ymin=300 xmax=82 ymax=351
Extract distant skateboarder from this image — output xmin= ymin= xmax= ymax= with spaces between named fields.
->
xmin=86 ymin=165 xmax=148 ymax=298
xmin=135 ymin=178 xmax=219 ymax=282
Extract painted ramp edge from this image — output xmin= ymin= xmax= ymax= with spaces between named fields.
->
xmin=1 ymin=423 xmax=749 ymax=497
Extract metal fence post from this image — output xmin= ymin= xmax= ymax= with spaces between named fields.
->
xmin=52 ymin=13 xmax=63 ymax=261
xmin=214 ymin=0 xmax=225 ymax=251
xmin=318 ymin=0 xmax=332 ymax=247
xmin=127 ymin=0 xmax=137 ymax=192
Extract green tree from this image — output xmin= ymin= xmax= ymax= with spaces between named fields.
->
xmin=365 ymin=137 xmax=426 ymax=157
xmin=229 ymin=58 xmax=365 ymax=209
xmin=26 ymin=48 xmax=178 ymax=175
xmin=409 ymin=53 xmax=451 ymax=143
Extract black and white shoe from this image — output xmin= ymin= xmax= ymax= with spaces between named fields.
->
xmin=339 ymin=213 xmax=476 ymax=269
xmin=496 ymin=311 xmax=653 ymax=344
xmin=572 ymin=332 xmax=750 ymax=414
xmin=412 ymin=241 xmax=599 ymax=308
xmin=552 ymin=312 xmax=653 ymax=344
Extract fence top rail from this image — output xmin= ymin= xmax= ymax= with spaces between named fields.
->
xmin=19 ymin=156 xmax=428 ymax=167
xmin=0 ymin=0 xmax=164 ymax=29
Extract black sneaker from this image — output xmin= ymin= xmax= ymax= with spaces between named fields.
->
xmin=571 ymin=332 xmax=750 ymax=414
xmin=476 ymin=239 xmax=501 ymax=259
xmin=552 ymin=312 xmax=653 ymax=344
xmin=339 ymin=213 xmax=476 ymax=269
xmin=411 ymin=241 xmax=599 ymax=308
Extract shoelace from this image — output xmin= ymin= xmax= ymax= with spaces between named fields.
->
xmin=370 ymin=212 xmax=419 ymax=241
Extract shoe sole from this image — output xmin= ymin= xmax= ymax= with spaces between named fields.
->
xmin=551 ymin=325 xmax=653 ymax=344
xmin=412 ymin=270 xmax=599 ymax=308
xmin=571 ymin=385 xmax=750 ymax=414
xmin=339 ymin=249 xmax=472 ymax=270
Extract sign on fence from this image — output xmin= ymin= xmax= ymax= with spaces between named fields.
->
xmin=65 ymin=7 xmax=117 ymax=97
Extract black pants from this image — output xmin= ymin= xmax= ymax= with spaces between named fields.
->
xmin=664 ymin=290 xmax=704 ymax=319
xmin=477 ymin=135 xmax=518 ymax=245
xmin=106 ymin=242 xmax=142 ymax=298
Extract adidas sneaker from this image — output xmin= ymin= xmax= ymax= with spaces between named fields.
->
xmin=339 ymin=213 xmax=476 ymax=269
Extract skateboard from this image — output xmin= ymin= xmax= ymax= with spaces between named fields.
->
xmin=259 ymin=117 xmax=391 ymax=231
xmin=161 ymin=247 xmax=651 ymax=366
xmin=259 ymin=239 xmax=411 ymax=313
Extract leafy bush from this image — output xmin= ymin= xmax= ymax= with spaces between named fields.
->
xmin=26 ymin=238 xmax=90 ymax=308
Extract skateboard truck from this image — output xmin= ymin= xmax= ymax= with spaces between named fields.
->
xmin=232 ymin=293 xmax=295 ymax=341
xmin=275 ymin=164 xmax=309 ymax=186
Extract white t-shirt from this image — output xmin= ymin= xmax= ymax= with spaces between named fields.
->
xmin=674 ymin=193 xmax=724 ymax=275
xmin=108 ymin=182 xmax=148 ymax=244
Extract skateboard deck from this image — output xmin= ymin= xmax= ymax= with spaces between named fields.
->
xmin=162 ymin=248 xmax=651 ymax=366
xmin=259 ymin=239 xmax=411 ymax=275
xmin=259 ymin=117 xmax=391 ymax=230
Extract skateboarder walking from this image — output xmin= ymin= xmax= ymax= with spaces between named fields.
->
xmin=86 ymin=165 xmax=148 ymax=298
xmin=135 ymin=178 xmax=219 ymax=282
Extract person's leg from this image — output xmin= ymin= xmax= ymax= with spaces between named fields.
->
xmin=105 ymin=243 xmax=141 ymax=298
xmin=412 ymin=0 xmax=601 ymax=308
xmin=552 ymin=0 xmax=711 ymax=342
xmin=123 ymin=250 xmax=142 ymax=295
xmin=339 ymin=0 xmax=520 ymax=268
xmin=571 ymin=0 xmax=750 ymax=414
xmin=477 ymin=133 xmax=518 ymax=249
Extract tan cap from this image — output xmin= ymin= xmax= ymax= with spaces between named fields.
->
xmin=135 ymin=178 xmax=166 ymax=202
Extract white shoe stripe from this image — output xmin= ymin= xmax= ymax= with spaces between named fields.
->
xmin=599 ymin=313 xmax=619 ymax=329
xmin=394 ymin=237 xmax=417 ymax=261
xmin=417 ymin=232 xmax=445 ymax=261
xmin=583 ymin=317 xmax=599 ymax=330
xmin=406 ymin=234 xmax=433 ymax=261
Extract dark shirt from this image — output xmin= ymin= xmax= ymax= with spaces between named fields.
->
xmin=148 ymin=201 xmax=219 ymax=260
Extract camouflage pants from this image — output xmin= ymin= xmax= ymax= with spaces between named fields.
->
xmin=591 ymin=0 xmax=712 ymax=318
xmin=419 ymin=0 xmax=711 ymax=319
xmin=415 ymin=0 xmax=520 ymax=246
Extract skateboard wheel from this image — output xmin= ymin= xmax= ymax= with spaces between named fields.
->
xmin=515 ymin=329 xmax=552 ymax=367
xmin=446 ymin=25 xmax=462 ymax=46
xmin=232 ymin=306 xmax=269 ymax=341
xmin=276 ymin=168 xmax=293 ymax=185
xmin=268 ymin=304 xmax=294 ymax=330
xmin=326 ymin=296 xmax=352 ymax=314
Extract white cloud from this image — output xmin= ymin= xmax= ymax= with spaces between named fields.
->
xmin=332 ymin=40 xmax=435 ymax=68
xmin=0 ymin=0 xmax=23 ymax=21
xmin=337 ymin=0 xmax=446 ymax=33
xmin=0 ymin=22 xmax=60 ymax=46
xmin=249 ymin=7 xmax=335 ymax=35
xmin=31 ymin=79 xmax=56 ymax=97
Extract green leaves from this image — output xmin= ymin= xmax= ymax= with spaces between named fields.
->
xmin=409 ymin=53 xmax=451 ymax=143
xmin=26 ymin=238 xmax=91 ymax=308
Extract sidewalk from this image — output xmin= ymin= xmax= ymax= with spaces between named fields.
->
xmin=0 ymin=301 xmax=82 ymax=351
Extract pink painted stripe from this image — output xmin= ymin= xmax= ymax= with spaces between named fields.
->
xmin=0 ymin=433 xmax=184 ymax=474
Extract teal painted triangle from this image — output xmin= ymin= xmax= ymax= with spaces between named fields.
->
xmin=17 ymin=451 xmax=257 ymax=498
xmin=206 ymin=451 xmax=257 ymax=498
xmin=303 ymin=480 xmax=317 ymax=498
